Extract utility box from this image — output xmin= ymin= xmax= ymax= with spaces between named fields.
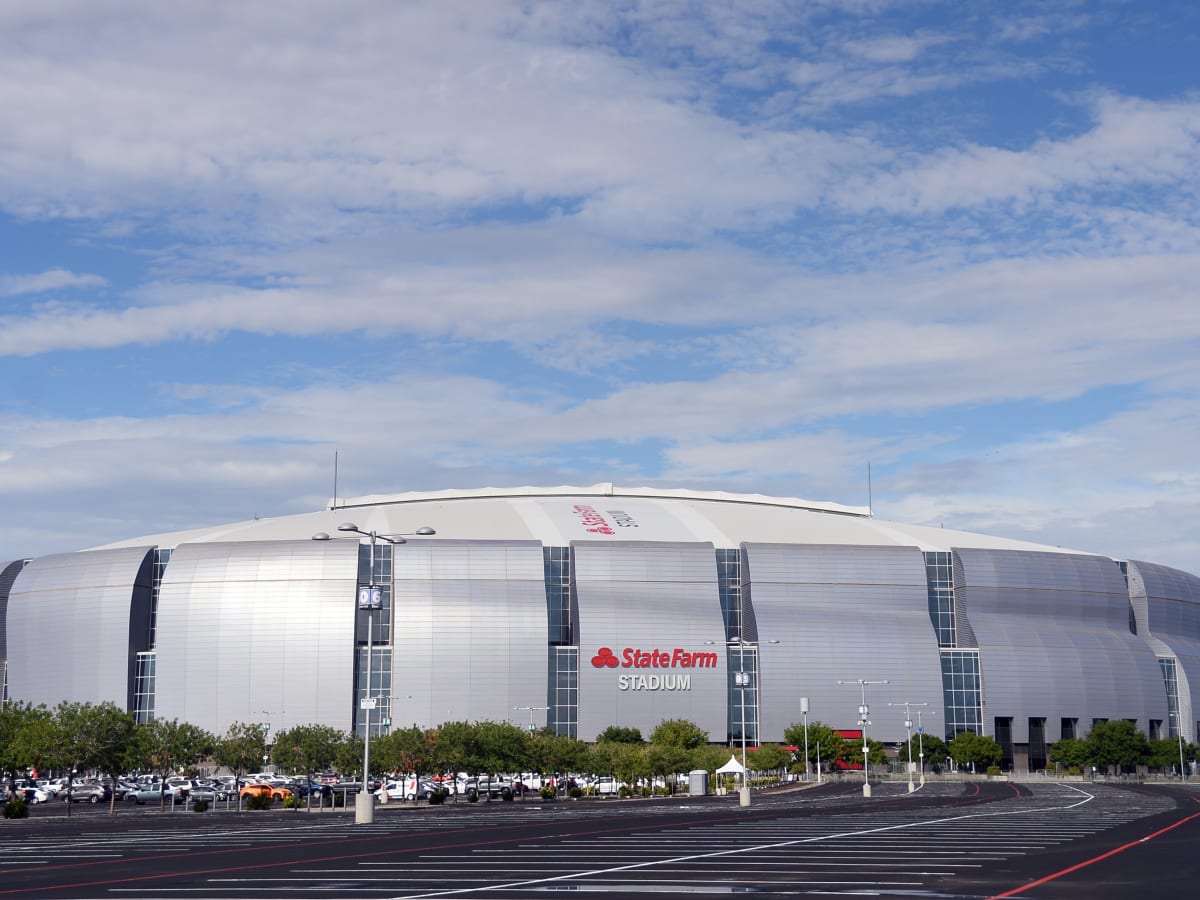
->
xmin=688 ymin=770 xmax=709 ymax=796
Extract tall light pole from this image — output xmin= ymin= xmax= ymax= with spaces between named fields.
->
xmin=1170 ymin=710 xmax=1187 ymax=781
xmin=514 ymin=705 xmax=550 ymax=734
xmin=800 ymin=696 xmax=810 ymax=782
xmin=889 ymin=701 xmax=927 ymax=793
xmin=838 ymin=679 xmax=889 ymax=797
xmin=313 ymin=521 xmax=435 ymax=825
xmin=915 ymin=709 xmax=936 ymax=786
xmin=735 ymin=670 xmax=752 ymax=807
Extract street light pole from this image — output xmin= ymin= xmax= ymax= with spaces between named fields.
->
xmin=838 ymin=679 xmax=889 ymax=797
xmin=915 ymin=709 xmax=936 ymax=786
xmin=800 ymin=696 xmax=810 ymax=782
xmin=735 ymin=671 xmax=752 ymax=806
xmin=313 ymin=521 xmax=435 ymax=825
xmin=1171 ymin=710 xmax=1187 ymax=781
xmin=514 ymin=705 xmax=550 ymax=734
xmin=889 ymin=701 xmax=927 ymax=794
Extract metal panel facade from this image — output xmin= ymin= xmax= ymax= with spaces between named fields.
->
xmin=6 ymin=547 xmax=154 ymax=708
xmin=574 ymin=542 xmax=727 ymax=743
xmin=392 ymin=540 xmax=548 ymax=730
xmin=1127 ymin=560 xmax=1200 ymax=741
xmin=1 ymin=559 xmax=26 ymax=663
xmin=744 ymin=543 xmax=943 ymax=743
xmin=955 ymin=548 xmax=1168 ymax=741
xmin=154 ymin=540 xmax=359 ymax=735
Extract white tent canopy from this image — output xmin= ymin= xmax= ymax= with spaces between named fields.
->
xmin=716 ymin=754 xmax=745 ymax=774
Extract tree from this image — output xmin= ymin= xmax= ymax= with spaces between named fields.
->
xmin=528 ymin=730 xmax=587 ymax=787
xmin=690 ymin=743 xmax=731 ymax=782
xmin=844 ymin=737 xmax=889 ymax=768
xmin=213 ymin=722 xmax=269 ymax=811
xmin=44 ymin=702 xmax=139 ymax=816
xmin=948 ymin=731 xmax=1002 ymax=771
xmin=0 ymin=701 xmax=51 ymax=799
xmin=747 ymin=743 xmax=791 ymax=778
xmin=1085 ymin=720 xmax=1149 ymax=772
xmin=596 ymin=725 xmax=643 ymax=744
xmin=646 ymin=742 xmax=691 ymax=792
xmin=128 ymin=717 xmax=214 ymax=812
xmin=783 ymin=721 xmax=850 ymax=772
xmin=902 ymin=732 xmax=949 ymax=772
xmin=474 ymin=721 xmax=530 ymax=778
xmin=432 ymin=721 xmax=479 ymax=780
xmin=648 ymin=719 xmax=707 ymax=750
xmin=608 ymin=741 xmax=649 ymax=791
xmin=1048 ymin=738 xmax=1089 ymax=771
xmin=1146 ymin=739 xmax=1186 ymax=774
xmin=271 ymin=724 xmax=345 ymax=809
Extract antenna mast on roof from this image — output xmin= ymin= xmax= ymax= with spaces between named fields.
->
xmin=332 ymin=449 xmax=339 ymax=510
xmin=867 ymin=459 xmax=873 ymax=517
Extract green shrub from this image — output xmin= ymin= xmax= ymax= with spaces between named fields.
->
xmin=245 ymin=792 xmax=275 ymax=811
xmin=539 ymin=785 xmax=557 ymax=800
xmin=568 ymin=786 xmax=583 ymax=799
xmin=618 ymin=786 xmax=632 ymax=798
xmin=428 ymin=790 xmax=447 ymax=805
xmin=332 ymin=791 xmax=345 ymax=807
xmin=191 ymin=799 xmax=210 ymax=813
xmin=467 ymin=791 xmax=480 ymax=802
xmin=3 ymin=797 xmax=29 ymax=819
xmin=986 ymin=765 xmax=1002 ymax=778
xmin=283 ymin=794 xmax=303 ymax=809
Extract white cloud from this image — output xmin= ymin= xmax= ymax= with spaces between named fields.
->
xmin=0 ymin=0 xmax=1198 ymax=579
xmin=839 ymin=94 xmax=1200 ymax=213
xmin=0 ymin=268 xmax=106 ymax=297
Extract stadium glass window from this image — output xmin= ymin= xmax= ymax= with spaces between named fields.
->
xmin=548 ymin=646 xmax=578 ymax=738
xmin=1028 ymin=718 xmax=1047 ymax=771
xmin=994 ymin=717 xmax=1014 ymax=770
xmin=924 ymin=552 xmax=955 ymax=647
xmin=133 ymin=651 xmax=156 ymax=724
xmin=716 ymin=548 xmax=743 ymax=641
xmin=1061 ymin=718 xmax=1078 ymax=740
xmin=544 ymin=547 xmax=573 ymax=645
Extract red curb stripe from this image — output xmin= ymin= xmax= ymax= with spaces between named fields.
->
xmin=985 ymin=811 xmax=1200 ymax=899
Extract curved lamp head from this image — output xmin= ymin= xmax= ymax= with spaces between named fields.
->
xmin=311 ymin=532 xmax=331 ymax=541
xmin=337 ymin=522 xmax=361 ymax=533
xmin=415 ymin=527 xmax=436 ymax=536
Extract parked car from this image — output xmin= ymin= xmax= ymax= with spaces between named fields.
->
xmin=126 ymin=782 xmax=187 ymax=804
xmin=376 ymin=777 xmax=447 ymax=801
xmin=239 ymin=782 xmax=292 ymax=801
xmin=65 ymin=782 xmax=112 ymax=804
xmin=187 ymin=784 xmax=230 ymax=803
xmin=19 ymin=787 xmax=51 ymax=804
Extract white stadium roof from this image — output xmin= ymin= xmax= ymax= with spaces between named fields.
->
xmin=92 ymin=484 xmax=1090 ymax=557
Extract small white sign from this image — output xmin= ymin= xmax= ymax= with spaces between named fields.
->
xmin=359 ymin=698 xmax=377 ymax=710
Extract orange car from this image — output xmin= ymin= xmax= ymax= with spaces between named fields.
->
xmin=239 ymin=782 xmax=292 ymax=801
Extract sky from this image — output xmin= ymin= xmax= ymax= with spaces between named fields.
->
xmin=1 ymin=0 xmax=1199 ymax=574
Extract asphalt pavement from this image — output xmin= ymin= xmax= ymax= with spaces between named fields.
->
xmin=2 ymin=780 xmax=1198 ymax=899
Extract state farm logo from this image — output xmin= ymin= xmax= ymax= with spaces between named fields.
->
xmin=572 ymin=505 xmax=639 ymax=535
xmin=591 ymin=647 xmax=620 ymax=668
xmin=590 ymin=646 xmax=718 ymax=669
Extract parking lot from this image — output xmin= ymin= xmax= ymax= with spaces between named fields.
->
xmin=3 ymin=780 xmax=1199 ymax=899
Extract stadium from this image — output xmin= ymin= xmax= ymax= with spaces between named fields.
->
xmin=2 ymin=484 xmax=1198 ymax=773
